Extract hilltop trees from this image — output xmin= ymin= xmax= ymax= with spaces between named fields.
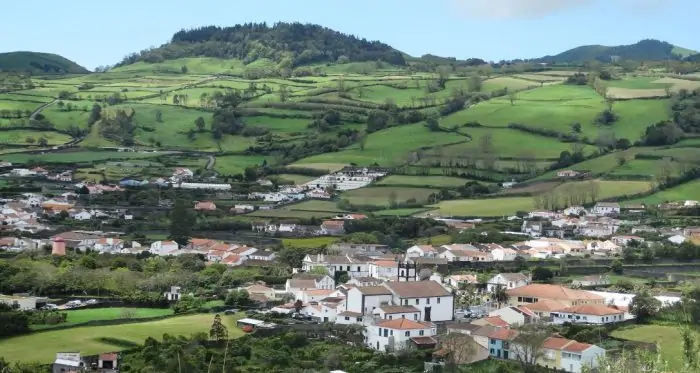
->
xmin=118 ymin=22 xmax=406 ymax=68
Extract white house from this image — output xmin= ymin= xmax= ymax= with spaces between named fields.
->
xmin=372 ymin=305 xmax=422 ymax=321
xmin=560 ymin=341 xmax=606 ymax=373
xmin=405 ymin=245 xmax=438 ymax=258
xmin=72 ymin=211 xmax=93 ymax=220
xmin=345 ymin=286 xmax=394 ymax=316
xmin=366 ymin=318 xmax=437 ymax=352
xmin=149 ymin=240 xmax=179 ymax=255
xmin=368 ymin=260 xmax=416 ymax=281
xmin=286 ymin=274 xmax=335 ymax=292
xmin=164 ymin=286 xmax=181 ymax=301
xmin=486 ymin=273 xmax=530 ymax=292
xmin=491 ymin=247 xmax=517 ymax=261
xmin=302 ymin=254 xmax=369 ymax=279
xmin=94 ymin=238 xmax=124 ymax=253
xmin=488 ymin=306 xmax=536 ymax=326
xmin=551 ymin=304 xmax=626 ymax=325
xmin=591 ymin=202 xmax=620 ymax=215
xmin=564 ymin=206 xmax=586 ymax=216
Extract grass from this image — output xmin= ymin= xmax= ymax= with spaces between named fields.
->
xmin=0 ymin=99 xmax=44 ymax=113
xmin=274 ymin=174 xmax=316 ymax=185
xmin=0 ymin=313 xmax=243 ymax=363
xmin=243 ymin=116 xmax=311 ymax=133
xmin=287 ymin=200 xmax=345 ymax=212
xmin=611 ymin=324 xmax=692 ymax=371
xmin=288 ymin=162 xmax=348 ymax=172
xmin=214 ymin=155 xmax=270 ymax=176
xmin=32 ymin=307 xmax=174 ymax=330
xmin=374 ymin=208 xmax=430 ymax=216
xmin=428 ymin=197 xmax=535 ymax=217
xmin=0 ymin=130 xmax=72 ymax=145
xmin=247 ymin=209 xmax=336 ymax=219
xmin=552 ymin=180 xmax=652 ymax=200
xmin=481 ymin=77 xmax=538 ymax=91
xmin=627 ymin=179 xmax=700 ymax=205
xmin=0 ymin=150 xmax=168 ymax=164
xmin=297 ymin=122 xmax=466 ymax=167
xmin=282 ymin=237 xmax=339 ymax=249
xmin=377 ymin=175 xmax=469 ymax=188
xmin=341 ymin=186 xmax=437 ymax=207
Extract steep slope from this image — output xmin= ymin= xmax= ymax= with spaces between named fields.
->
xmin=0 ymin=52 xmax=88 ymax=74
xmin=117 ymin=22 xmax=406 ymax=68
xmin=537 ymin=39 xmax=697 ymax=64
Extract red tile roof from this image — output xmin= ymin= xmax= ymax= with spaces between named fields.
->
xmin=563 ymin=341 xmax=594 ymax=353
xmin=488 ymin=328 xmax=519 ymax=341
xmin=483 ymin=316 xmax=510 ymax=328
xmin=377 ymin=318 xmax=432 ymax=330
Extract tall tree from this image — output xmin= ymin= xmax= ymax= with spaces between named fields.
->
xmin=510 ymin=321 xmax=553 ymax=373
xmin=168 ymin=199 xmax=195 ymax=247
xmin=209 ymin=314 xmax=228 ymax=342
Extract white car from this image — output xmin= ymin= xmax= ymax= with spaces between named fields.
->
xmin=85 ymin=299 xmax=98 ymax=305
xmin=43 ymin=304 xmax=58 ymax=310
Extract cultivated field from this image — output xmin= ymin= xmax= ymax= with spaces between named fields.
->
xmin=341 ymin=186 xmax=437 ymax=207
xmin=32 ymin=307 xmax=173 ymax=330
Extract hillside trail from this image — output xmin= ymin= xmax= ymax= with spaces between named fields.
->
xmin=29 ymin=99 xmax=58 ymax=120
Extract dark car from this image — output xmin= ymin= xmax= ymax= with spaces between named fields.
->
xmin=224 ymin=308 xmax=239 ymax=315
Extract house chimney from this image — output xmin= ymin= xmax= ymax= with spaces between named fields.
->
xmin=52 ymin=237 xmax=66 ymax=256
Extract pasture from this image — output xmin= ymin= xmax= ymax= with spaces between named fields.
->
xmin=0 ymin=313 xmax=243 ymax=363
xmin=628 ymin=179 xmax=700 ymax=205
xmin=33 ymin=307 xmax=174 ymax=330
xmin=0 ymin=130 xmax=71 ymax=145
xmin=0 ymin=150 xmax=169 ymax=164
xmin=282 ymin=237 xmax=339 ymax=249
xmin=340 ymin=186 xmax=437 ymax=207
xmin=296 ymin=122 xmax=466 ymax=166
xmin=377 ymin=175 xmax=469 ymax=188
xmin=246 ymin=209 xmax=336 ymax=219
xmin=428 ymin=197 xmax=535 ymax=217
xmin=611 ymin=324 xmax=692 ymax=371
xmin=213 ymin=155 xmax=270 ymax=176
xmin=286 ymin=200 xmax=345 ymax=212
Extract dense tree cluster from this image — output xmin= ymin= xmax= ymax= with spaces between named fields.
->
xmin=118 ymin=22 xmax=406 ymax=68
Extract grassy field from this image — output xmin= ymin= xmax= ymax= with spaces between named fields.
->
xmin=297 ymin=122 xmax=466 ymax=166
xmin=0 ymin=150 xmax=169 ymax=164
xmin=611 ymin=324 xmax=693 ymax=371
xmin=377 ymin=175 xmax=469 ymax=188
xmin=247 ymin=209 xmax=336 ymax=219
xmin=286 ymin=200 xmax=345 ymax=212
xmin=0 ymin=313 xmax=243 ymax=363
xmin=214 ymin=155 xmax=271 ymax=176
xmin=274 ymin=174 xmax=316 ymax=185
xmin=282 ymin=237 xmax=339 ymax=249
xmin=0 ymin=130 xmax=72 ymax=145
xmin=427 ymin=197 xmax=535 ymax=217
xmin=33 ymin=307 xmax=174 ymax=330
xmin=627 ymin=179 xmax=700 ymax=205
xmin=341 ymin=186 xmax=437 ymax=207
xmin=374 ymin=208 xmax=431 ymax=216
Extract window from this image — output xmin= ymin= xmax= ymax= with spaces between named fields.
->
xmin=437 ymin=297 xmax=441 ymax=304
xmin=414 ymin=314 xmax=418 ymax=320
xmin=358 ymin=318 xmax=363 ymax=321
xmin=390 ymin=330 xmax=393 ymax=336
xmin=383 ymin=329 xmax=388 ymax=337
xmin=402 ymin=315 xmax=405 ymax=319
xmin=388 ymin=315 xmax=393 ymax=320
xmin=415 ymin=299 xmax=419 ymax=305
xmin=490 ymin=339 xmax=496 ymax=345
xmin=405 ymin=331 xmax=410 ymax=337
xmin=404 ymin=299 xmax=408 ymax=305
xmin=419 ymin=330 xmax=424 ymax=336
xmin=427 ymin=298 xmax=431 ymax=305
xmin=357 ymin=266 xmax=360 ymax=271
xmin=345 ymin=316 xmax=350 ymax=320
xmin=346 ymin=266 xmax=350 ymax=271
xmin=378 ymin=328 xmax=382 ymax=336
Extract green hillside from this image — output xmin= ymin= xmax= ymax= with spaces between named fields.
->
xmin=117 ymin=22 xmax=406 ymax=70
xmin=0 ymin=51 xmax=88 ymax=74
xmin=537 ymin=39 xmax=697 ymax=64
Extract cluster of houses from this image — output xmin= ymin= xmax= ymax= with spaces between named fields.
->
xmin=7 ymin=166 xmax=73 ymax=182
xmin=251 ymin=213 xmax=368 ymax=236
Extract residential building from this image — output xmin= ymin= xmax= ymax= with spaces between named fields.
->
xmin=366 ymin=318 xmax=437 ymax=352
xmin=368 ymin=260 xmax=417 ymax=281
xmin=52 ymin=353 xmax=84 ymax=373
xmin=372 ymin=305 xmax=422 ymax=321
xmin=94 ymin=238 xmax=124 ymax=253
xmin=487 ymin=273 xmax=530 ymax=292
xmin=488 ymin=306 xmax=536 ymax=326
xmin=344 ymin=280 xmax=454 ymax=322
xmin=0 ymin=294 xmax=38 ymax=310
xmin=571 ymin=275 xmax=611 ymax=287
xmin=285 ymin=274 xmax=335 ymax=293
xmin=164 ymin=286 xmax=181 ymax=301
xmin=447 ymin=274 xmax=478 ymax=288
xmin=487 ymin=328 xmax=519 ymax=360
xmin=246 ymin=284 xmax=276 ymax=300
xmin=321 ymin=220 xmax=346 ymax=235
xmin=557 ymin=170 xmax=581 ymax=178
xmin=611 ymin=235 xmax=644 ymax=246
xmin=551 ymin=304 xmax=626 ymax=325
xmin=471 ymin=315 xmax=511 ymax=328
xmin=591 ymin=202 xmax=620 ymax=215
xmin=301 ymin=254 xmax=368 ymax=279
xmin=248 ymin=250 xmax=276 ymax=261
xmin=405 ymin=245 xmax=438 ymax=258
xmin=194 ymin=201 xmax=217 ymax=211
xmin=491 ymin=247 xmax=517 ymax=261
xmin=506 ymin=284 xmax=605 ymax=311
xmin=149 ymin=240 xmax=179 ymax=255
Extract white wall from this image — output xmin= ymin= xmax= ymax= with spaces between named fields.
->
xmin=366 ymin=324 xmax=435 ymax=351
xmin=392 ymin=295 xmax=454 ymax=322
xmin=488 ymin=307 xmax=525 ymax=326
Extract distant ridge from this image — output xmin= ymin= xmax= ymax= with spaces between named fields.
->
xmin=117 ymin=22 xmax=406 ymax=68
xmin=536 ymin=39 xmax=697 ymax=64
xmin=0 ymin=51 xmax=89 ymax=74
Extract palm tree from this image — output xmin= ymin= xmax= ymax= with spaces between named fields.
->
xmin=492 ymin=285 xmax=509 ymax=308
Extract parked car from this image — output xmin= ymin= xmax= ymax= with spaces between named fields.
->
xmin=223 ymin=308 xmax=239 ymax=315
xmin=85 ymin=299 xmax=98 ymax=305
xmin=42 ymin=304 xmax=58 ymax=310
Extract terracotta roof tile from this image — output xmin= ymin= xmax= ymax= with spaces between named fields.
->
xmin=483 ymin=316 xmax=510 ymax=328
xmin=488 ymin=328 xmax=519 ymax=341
xmin=560 ymin=304 xmax=624 ymax=316
xmin=563 ymin=341 xmax=594 ymax=353
xmin=543 ymin=337 xmax=574 ymax=350
xmin=377 ymin=318 xmax=432 ymax=330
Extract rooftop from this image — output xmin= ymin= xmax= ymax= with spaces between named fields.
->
xmin=384 ymin=280 xmax=450 ymax=298
xmin=506 ymin=284 xmax=604 ymax=301
xmin=377 ymin=318 xmax=432 ymax=330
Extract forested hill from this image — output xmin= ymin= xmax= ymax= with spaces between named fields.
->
xmin=537 ymin=39 xmax=697 ymax=64
xmin=0 ymin=52 xmax=88 ymax=74
xmin=117 ymin=22 xmax=407 ymax=68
